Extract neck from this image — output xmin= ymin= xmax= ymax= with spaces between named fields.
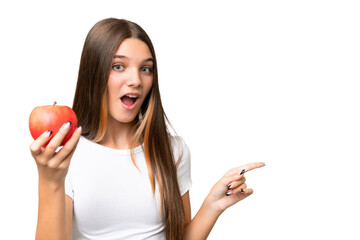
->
xmin=98 ymin=116 xmax=138 ymax=150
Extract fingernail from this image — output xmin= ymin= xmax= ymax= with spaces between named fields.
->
xmin=241 ymin=189 xmax=245 ymax=193
xmin=227 ymin=184 xmax=232 ymax=190
xmin=76 ymin=126 xmax=82 ymax=133
xmin=226 ymin=191 xmax=231 ymax=196
xmin=44 ymin=130 xmax=52 ymax=138
xmin=240 ymin=169 xmax=245 ymax=175
xmin=63 ymin=121 xmax=71 ymax=129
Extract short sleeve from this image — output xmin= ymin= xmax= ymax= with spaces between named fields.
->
xmin=172 ymin=136 xmax=192 ymax=196
xmin=65 ymin=173 xmax=74 ymax=200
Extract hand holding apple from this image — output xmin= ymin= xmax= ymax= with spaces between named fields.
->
xmin=29 ymin=101 xmax=78 ymax=146
xmin=29 ymin=102 xmax=82 ymax=185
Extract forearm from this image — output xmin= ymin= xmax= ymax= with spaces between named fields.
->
xmin=36 ymin=180 xmax=68 ymax=240
xmin=184 ymin=197 xmax=222 ymax=240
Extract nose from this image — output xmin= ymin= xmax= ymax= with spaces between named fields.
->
xmin=126 ymin=68 xmax=142 ymax=88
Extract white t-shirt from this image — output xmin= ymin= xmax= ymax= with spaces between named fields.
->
xmin=65 ymin=136 xmax=192 ymax=240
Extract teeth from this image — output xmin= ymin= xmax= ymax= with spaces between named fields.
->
xmin=126 ymin=95 xmax=137 ymax=98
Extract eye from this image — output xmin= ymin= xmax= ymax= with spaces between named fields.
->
xmin=112 ymin=64 xmax=124 ymax=71
xmin=141 ymin=66 xmax=153 ymax=73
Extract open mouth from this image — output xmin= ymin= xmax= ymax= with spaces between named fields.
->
xmin=120 ymin=95 xmax=138 ymax=107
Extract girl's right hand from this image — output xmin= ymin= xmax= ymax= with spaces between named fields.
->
xmin=29 ymin=121 xmax=82 ymax=187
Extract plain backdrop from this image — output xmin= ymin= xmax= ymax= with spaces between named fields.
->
xmin=1 ymin=0 xmax=359 ymax=239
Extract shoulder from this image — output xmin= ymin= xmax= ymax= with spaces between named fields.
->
xmin=170 ymin=135 xmax=186 ymax=149
xmin=70 ymin=136 xmax=99 ymax=163
xmin=74 ymin=136 xmax=106 ymax=154
xmin=72 ymin=136 xmax=90 ymax=155
xmin=170 ymin=135 xmax=192 ymax=195
xmin=169 ymin=135 xmax=191 ymax=165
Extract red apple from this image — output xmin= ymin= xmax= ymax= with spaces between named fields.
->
xmin=29 ymin=101 xmax=78 ymax=146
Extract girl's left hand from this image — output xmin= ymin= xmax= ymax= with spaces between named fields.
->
xmin=205 ymin=162 xmax=265 ymax=214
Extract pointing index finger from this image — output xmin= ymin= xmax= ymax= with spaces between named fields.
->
xmin=241 ymin=162 xmax=265 ymax=174
xmin=225 ymin=162 xmax=266 ymax=176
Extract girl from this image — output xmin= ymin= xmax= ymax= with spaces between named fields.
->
xmin=30 ymin=18 xmax=265 ymax=240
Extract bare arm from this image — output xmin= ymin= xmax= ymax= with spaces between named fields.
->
xmin=65 ymin=196 xmax=74 ymax=240
xmin=30 ymin=122 xmax=81 ymax=240
xmin=183 ymin=162 xmax=265 ymax=240
xmin=183 ymin=192 xmax=220 ymax=240
xmin=36 ymin=183 xmax=68 ymax=240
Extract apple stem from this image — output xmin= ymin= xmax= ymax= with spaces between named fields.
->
xmin=53 ymin=101 xmax=57 ymax=106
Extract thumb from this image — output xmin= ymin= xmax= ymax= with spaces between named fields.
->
xmin=241 ymin=188 xmax=253 ymax=197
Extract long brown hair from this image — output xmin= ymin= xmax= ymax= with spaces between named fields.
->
xmin=72 ymin=18 xmax=185 ymax=239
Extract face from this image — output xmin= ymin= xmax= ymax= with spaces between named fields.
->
xmin=107 ymin=38 xmax=154 ymax=125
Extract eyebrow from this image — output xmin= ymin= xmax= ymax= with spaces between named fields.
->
xmin=113 ymin=55 xmax=154 ymax=63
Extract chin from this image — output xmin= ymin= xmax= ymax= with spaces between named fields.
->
xmin=108 ymin=105 xmax=141 ymax=124
xmin=118 ymin=116 xmax=137 ymax=124
xmin=116 ymin=112 xmax=140 ymax=124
